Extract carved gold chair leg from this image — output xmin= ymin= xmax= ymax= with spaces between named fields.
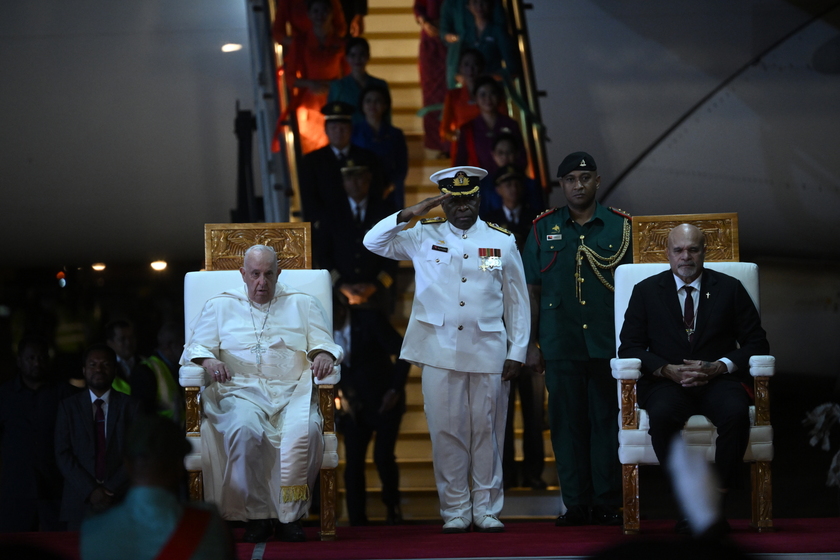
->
xmin=750 ymin=460 xmax=774 ymax=532
xmin=622 ymin=464 xmax=640 ymax=534
xmin=187 ymin=470 xmax=204 ymax=501
xmin=319 ymin=468 xmax=337 ymax=541
xmin=318 ymin=384 xmax=338 ymax=541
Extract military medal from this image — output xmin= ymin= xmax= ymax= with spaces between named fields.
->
xmin=478 ymin=248 xmax=501 ymax=271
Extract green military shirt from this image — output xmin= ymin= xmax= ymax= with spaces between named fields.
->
xmin=522 ymin=202 xmax=631 ymax=361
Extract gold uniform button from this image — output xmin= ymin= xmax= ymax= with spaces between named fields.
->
xmin=548 ymin=303 xmax=553 ymax=307
xmin=435 ymin=258 xmax=440 ymax=263
xmin=458 ymin=325 xmax=464 ymax=330
xmin=463 ymin=254 xmax=468 ymax=259
xmin=581 ymin=301 xmax=586 ymax=305
xmin=582 ymin=324 xmax=588 ymax=329
xmin=462 ymin=234 xmax=467 ymax=239
xmin=549 ymin=245 xmax=554 ymax=250
xmin=461 ymin=277 xmax=467 ymax=283
xmin=459 ymin=301 xmax=465 ymax=306
xmin=579 ymin=277 xmax=584 ymax=283
xmin=580 ymin=235 xmax=585 ymax=240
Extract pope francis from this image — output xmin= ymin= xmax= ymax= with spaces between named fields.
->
xmin=181 ymin=245 xmax=342 ymax=543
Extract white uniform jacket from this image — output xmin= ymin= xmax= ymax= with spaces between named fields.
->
xmin=364 ymin=212 xmax=530 ymax=373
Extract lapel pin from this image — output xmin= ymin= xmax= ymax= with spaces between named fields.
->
xmin=706 ymin=292 xmax=710 ymax=299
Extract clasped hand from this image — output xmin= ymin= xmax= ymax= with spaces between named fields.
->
xmin=661 ymin=359 xmax=727 ymax=387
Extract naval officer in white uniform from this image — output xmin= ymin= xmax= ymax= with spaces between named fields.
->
xmin=364 ymin=166 xmax=530 ymax=533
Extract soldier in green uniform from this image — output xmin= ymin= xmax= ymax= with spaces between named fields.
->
xmin=521 ymin=152 xmax=631 ymax=526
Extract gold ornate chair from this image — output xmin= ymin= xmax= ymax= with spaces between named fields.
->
xmin=611 ymin=213 xmax=774 ymax=534
xmin=180 ymin=223 xmax=340 ymax=541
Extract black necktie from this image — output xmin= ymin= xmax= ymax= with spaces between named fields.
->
xmin=94 ymin=399 xmax=106 ymax=481
xmin=354 ymin=206 xmax=362 ymax=225
xmin=683 ymin=286 xmax=695 ymax=342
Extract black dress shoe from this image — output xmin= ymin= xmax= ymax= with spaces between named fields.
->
xmin=386 ymin=505 xmax=403 ymax=525
xmin=555 ymin=505 xmax=590 ymax=526
xmin=524 ymin=477 xmax=548 ymax=490
xmin=591 ymin=505 xmax=622 ymax=526
xmin=243 ymin=519 xmax=274 ymax=543
xmin=276 ymin=520 xmax=306 ymax=542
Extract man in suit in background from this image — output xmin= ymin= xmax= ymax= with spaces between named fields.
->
xmin=55 ymin=344 xmax=138 ymax=529
xmin=314 ymin=160 xmax=397 ymax=313
xmin=333 ymin=298 xmax=409 ymax=526
xmin=299 ymin=102 xmax=385 ymax=230
xmin=618 ymin=224 xmax=770 ymax=530
xmin=0 ymin=336 xmax=75 ymax=531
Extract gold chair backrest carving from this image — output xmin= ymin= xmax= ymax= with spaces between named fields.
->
xmin=632 ymin=213 xmax=739 ymax=263
xmin=204 ymin=223 xmax=312 ymax=271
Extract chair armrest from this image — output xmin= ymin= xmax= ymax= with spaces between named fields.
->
xmin=180 ymin=364 xmax=207 ymax=387
xmin=315 ymin=365 xmax=341 ymax=386
xmin=749 ymin=355 xmax=775 ymax=377
xmin=611 ymin=358 xmax=642 ymax=380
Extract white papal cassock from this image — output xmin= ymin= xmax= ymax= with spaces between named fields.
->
xmin=181 ymin=282 xmax=343 ymax=523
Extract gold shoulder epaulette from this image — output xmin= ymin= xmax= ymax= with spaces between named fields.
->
xmin=421 ymin=217 xmax=447 ymax=224
xmin=609 ymin=207 xmax=632 ymax=219
xmin=532 ymin=207 xmax=558 ymax=224
xmin=487 ymin=222 xmax=512 ymax=235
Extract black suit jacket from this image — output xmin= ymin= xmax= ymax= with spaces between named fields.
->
xmin=315 ymin=195 xmax=397 ymax=290
xmin=55 ymin=389 xmax=137 ymax=527
xmin=338 ymin=308 xmax=410 ymax=416
xmin=483 ymin=204 xmax=539 ymax=250
xmin=299 ymin=144 xmax=384 ymax=228
xmin=618 ymin=268 xmax=769 ymax=385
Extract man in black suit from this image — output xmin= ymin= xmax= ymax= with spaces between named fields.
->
xmin=0 ymin=336 xmax=75 ymax=531
xmin=298 ymin=101 xmax=384 ymax=230
xmin=618 ymin=224 xmax=769 ymax=516
xmin=314 ymin=160 xmax=397 ymax=313
xmin=333 ymin=300 xmax=409 ymax=526
xmin=55 ymin=344 xmax=138 ymax=529
xmin=482 ymin=165 xmax=539 ymax=250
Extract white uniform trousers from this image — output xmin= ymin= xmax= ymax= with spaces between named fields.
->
xmin=421 ymin=366 xmax=509 ymax=523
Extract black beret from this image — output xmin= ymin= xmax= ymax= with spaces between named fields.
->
xmin=557 ymin=151 xmax=597 ymax=178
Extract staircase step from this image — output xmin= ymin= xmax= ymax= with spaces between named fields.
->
xmin=371 ymin=38 xmax=419 ymax=60
xmin=368 ymin=7 xmax=415 ymax=16
xmin=367 ymin=62 xmax=419 ymax=86
xmin=365 ymin=14 xmax=420 ymax=34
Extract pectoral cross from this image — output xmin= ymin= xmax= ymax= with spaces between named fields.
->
xmin=251 ymin=342 xmax=266 ymax=365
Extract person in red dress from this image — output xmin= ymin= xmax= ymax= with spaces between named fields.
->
xmin=272 ymin=0 xmax=346 ymax=46
xmin=452 ymin=75 xmax=524 ymax=174
xmin=284 ymin=0 xmax=349 ymax=154
xmin=439 ymin=48 xmax=485 ymax=150
xmin=414 ymin=0 xmax=448 ymax=153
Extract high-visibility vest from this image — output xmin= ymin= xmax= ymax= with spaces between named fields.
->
xmin=141 ymin=354 xmax=181 ymax=421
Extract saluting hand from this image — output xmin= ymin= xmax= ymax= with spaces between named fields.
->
xmin=397 ymin=193 xmax=451 ymax=223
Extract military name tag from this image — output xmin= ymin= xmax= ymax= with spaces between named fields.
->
xmin=432 ymin=244 xmax=448 ymax=253
xmin=546 ymin=234 xmax=562 ymax=241
xmin=478 ymin=248 xmax=501 ymax=271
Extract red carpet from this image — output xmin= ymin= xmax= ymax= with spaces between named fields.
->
xmin=3 ymin=518 xmax=840 ymax=559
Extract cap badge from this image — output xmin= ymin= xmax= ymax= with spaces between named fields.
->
xmin=579 ymin=159 xmax=586 ymax=167
xmin=454 ymin=171 xmax=469 ymax=186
